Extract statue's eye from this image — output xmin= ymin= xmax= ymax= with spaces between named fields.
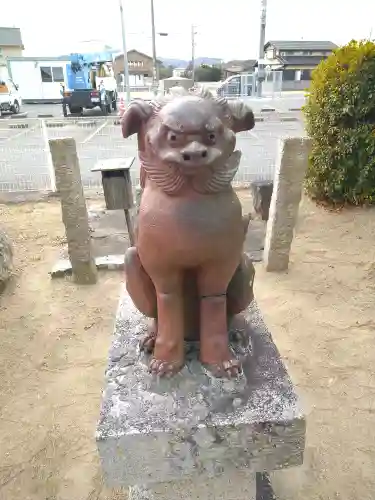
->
xmin=208 ymin=133 xmax=216 ymax=143
xmin=168 ymin=131 xmax=178 ymax=142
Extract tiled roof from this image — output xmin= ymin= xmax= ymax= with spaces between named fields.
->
xmin=265 ymin=40 xmax=337 ymax=51
xmin=0 ymin=27 xmax=23 ymax=47
xmin=223 ymin=59 xmax=257 ymax=71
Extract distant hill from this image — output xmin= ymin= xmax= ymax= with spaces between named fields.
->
xmin=159 ymin=57 xmax=222 ymax=68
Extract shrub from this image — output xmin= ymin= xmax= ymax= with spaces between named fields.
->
xmin=303 ymin=40 xmax=375 ymax=205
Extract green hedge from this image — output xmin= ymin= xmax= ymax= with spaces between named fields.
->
xmin=303 ymin=40 xmax=375 ymax=205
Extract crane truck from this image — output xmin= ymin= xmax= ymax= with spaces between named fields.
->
xmin=62 ymin=51 xmax=118 ymax=116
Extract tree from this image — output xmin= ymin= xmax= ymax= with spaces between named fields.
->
xmin=183 ymin=64 xmax=222 ymax=82
xmin=303 ymin=40 xmax=375 ymax=205
xmin=159 ymin=65 xmax=174 ymax=79
xmin=195 ymin=64 xmax=222 ymax=82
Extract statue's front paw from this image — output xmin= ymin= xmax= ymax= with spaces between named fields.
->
xmin=140 ymin=331 xmax=156 ymax=354
xmin=202 ymin=356 xmax=242 ymax=379
xmin=149 ymin=357 xmax=184 ymax=377
xmin=140 ymin=319 xmax=158 ymax=353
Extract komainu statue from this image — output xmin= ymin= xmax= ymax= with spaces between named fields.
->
xmin=122 ymin=87 xmax=256 ymax=378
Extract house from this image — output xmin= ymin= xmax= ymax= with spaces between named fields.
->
xmin=113 ymin=49 xmax=157 ymax=86
xmin=222 ymin=59 xmax=257 ymax=80
xmin=260 ymin=40 xmax=337 ymax=90
xmin=0 ymin=27 xmax=24 ymax=80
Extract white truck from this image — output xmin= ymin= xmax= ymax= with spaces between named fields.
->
xmin=0 ymin=78 xmax=22 ymax=116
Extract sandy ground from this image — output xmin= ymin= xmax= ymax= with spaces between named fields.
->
xmin=0 ymin=195 xmax=374 ymax=500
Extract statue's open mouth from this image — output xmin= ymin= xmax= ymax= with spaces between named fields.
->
xmin=162 ymin=148 xmax=224 ymax=172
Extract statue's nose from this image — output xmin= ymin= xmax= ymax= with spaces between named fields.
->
xmin=181 ymin=142 xmax=208 ymax=162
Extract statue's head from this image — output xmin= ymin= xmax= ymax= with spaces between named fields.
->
xmin=121 ymin=88 xmax=255 ymax=177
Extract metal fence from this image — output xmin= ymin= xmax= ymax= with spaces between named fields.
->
xmin=218 ymin=71 xmax=283 ymax=99
xmin=0 ymin=113 xmax=304 ymax=194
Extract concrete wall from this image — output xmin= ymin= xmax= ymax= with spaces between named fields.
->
xmin=282 ymin=80 xmax=311 ymax=91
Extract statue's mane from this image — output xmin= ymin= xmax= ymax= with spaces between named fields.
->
xmin=150 ymin=86 xmax=231 ymax=123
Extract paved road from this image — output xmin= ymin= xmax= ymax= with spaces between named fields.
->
xmin=0 ymin=104 xmax=305 ymax=192
xmin=15 ymin=93 xmax=305 ymax=119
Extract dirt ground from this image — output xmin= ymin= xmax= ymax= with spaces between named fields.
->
xmin=0 ymin=194 xmax=374 ymax=500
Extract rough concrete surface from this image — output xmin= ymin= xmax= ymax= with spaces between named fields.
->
xmin=97 ymin=288 xmax=305 ymax=488
xmin=129 ymin=471 xmax=256 ymax=500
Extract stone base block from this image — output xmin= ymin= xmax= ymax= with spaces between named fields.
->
xmin=129 ymin=471 xmax=256 ymax=499
xmin=97 ymin=288 xmax=305 ymax=491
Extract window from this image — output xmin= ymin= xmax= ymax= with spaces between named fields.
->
xmin=40 ymin=66 xmax=64 ymax=83
xmin=283 ymin=69 xmax=296 ymax=81
xmin=301 ymin=69 xmax=312 ymax=80
xmin=52 ymin=67 xmax=64 ymax=82
xmin=40 ymin=66 xmax=53 ymax=82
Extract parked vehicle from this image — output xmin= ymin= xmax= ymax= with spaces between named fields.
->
xmin=0 ymin=79 xmax=22 ymax=115
xmin=62 ymin=51 xmax=117 ymax=116
xmin=216 ymin=73 xmax=255 ymax=98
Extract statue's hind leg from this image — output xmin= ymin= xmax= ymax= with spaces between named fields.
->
xmin=125 ymin=247 xmax=157 ymax=353
xmin=227 ymin=252 xmax=255 ymax=316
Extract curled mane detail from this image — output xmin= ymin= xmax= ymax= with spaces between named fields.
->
xmin=139 ymin=150 xmax=241 ymax=195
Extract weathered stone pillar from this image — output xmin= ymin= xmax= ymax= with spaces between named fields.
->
xmin=263 ymin=137 xmax=311 ymax=272
xmin=49 ymin=137 xmax=98 ymax=284
xmin=0 ymin=229 xmax=13 ymax=292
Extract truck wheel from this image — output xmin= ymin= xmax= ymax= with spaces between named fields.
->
xmin=11 ymin=100 xmax=20 ymax=114
xmin=101 ymin=103 xmax=108 ymax=116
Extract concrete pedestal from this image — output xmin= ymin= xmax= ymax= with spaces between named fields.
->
xmin=96 ymin=289 xmax=305 ymax=499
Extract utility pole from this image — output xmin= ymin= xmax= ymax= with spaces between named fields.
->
xmin=191 ymin=25 xmax=197 ymax=84
xmin=119 ymin=0 xmax=131 ymax=103
xmin=150 ymin=0 xmax=158 ymax=96
xmin=257 ymin=0 xmax=267 ymax=98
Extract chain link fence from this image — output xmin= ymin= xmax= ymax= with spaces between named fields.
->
xmin=0 ymin=113 xmax=304 ymax=194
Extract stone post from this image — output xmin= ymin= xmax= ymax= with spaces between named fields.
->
xmin=263 ymin=137 xmax=311 ymax=272
xmin=49 ymin=137 xmax=98 ymax=284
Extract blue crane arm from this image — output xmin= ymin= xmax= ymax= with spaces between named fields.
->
xmin=66 ymin=50 xmax=117 ymax=91
xmin=69 ymin=51 xmax=116 ymax=66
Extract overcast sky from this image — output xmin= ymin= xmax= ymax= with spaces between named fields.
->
xmin=3 ymin=0 xmax=375 ymax=61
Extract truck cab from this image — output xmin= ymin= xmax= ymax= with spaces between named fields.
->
xmin=0 ymin=79 xmax=22 ymax=115
xmin=63 ymin=52 xmax=117 ymax=116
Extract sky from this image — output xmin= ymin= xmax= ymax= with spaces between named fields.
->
xmin=2 ymin=0 xmax=375 ymax=62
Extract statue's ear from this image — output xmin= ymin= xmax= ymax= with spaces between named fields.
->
xmin=121 ymin=99 xmax=153 ymax=138
xmin=226 ymin=100 xmax=255 ymax=133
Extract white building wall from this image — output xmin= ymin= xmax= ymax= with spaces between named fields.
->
xmin=9 ymin=59 xmax=70 ymax=101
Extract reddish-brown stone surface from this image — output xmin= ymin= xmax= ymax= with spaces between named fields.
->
xmin=122 ymin=88 xmax=256 ymax=377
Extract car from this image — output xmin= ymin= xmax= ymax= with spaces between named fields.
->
xmin=0 ymin=79 xmax=22 ymax=116
xmin=216 ymin=74 xmax=254 ymax=98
